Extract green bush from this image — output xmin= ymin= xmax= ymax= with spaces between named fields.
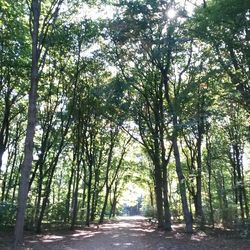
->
xmin=0 ymin=202 xmax=16 ymax=227
xmin=142 ymin=205 xmax=156 ymax=218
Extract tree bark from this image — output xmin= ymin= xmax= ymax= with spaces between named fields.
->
xmin=65 ymin=165 xmax=74 ymax=223
xmin=172 ymin=135 xmax=193 ymax=233
xmin=206 ymin=134 xmax=214 ymax=227
xmin=70 ymin=160 xmax=81 ymax=230
xmin=196 ymin=130 xmax=205 ymax=225
xmin=36 ymin=122 xmax=69 ymax=233
xmin=153 ymin=157 xmax=164 ymax=228
xmin=99 ymin=129 xmax=116 ymax=224
xmin=14 ymin=0 xmax=40 ymax=246
xmin=162 ymin=71 xmax=193 ymax=233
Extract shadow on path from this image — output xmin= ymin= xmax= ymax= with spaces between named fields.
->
xmin=13 ymin=216 xmax=250 ymax=250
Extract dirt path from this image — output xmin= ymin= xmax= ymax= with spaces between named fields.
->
xmin=2 ymin=216 xmax=249 ymax=249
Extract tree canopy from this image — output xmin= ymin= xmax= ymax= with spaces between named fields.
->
xmin=0 ymin=0 xmax=249 ymax=247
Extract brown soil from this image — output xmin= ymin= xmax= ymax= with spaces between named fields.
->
xmin=1 ymin=216 xmax=249 ymax=249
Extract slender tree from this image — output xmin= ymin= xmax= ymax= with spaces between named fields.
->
xmin=14 ymin=0 xmax=63 ymax=246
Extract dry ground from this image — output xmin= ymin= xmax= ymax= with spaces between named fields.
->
xmin=1 ymin=216 xmax=249 ymax=249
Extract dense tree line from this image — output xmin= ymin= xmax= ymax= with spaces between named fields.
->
xmin=0 ymin=0 xmax=249 ymax=247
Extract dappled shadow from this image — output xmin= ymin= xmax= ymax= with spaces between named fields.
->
xmin=22 ymin=217 xmax=156 ymax=249
xmin=20 ymin=217 xmax=250 ymax=250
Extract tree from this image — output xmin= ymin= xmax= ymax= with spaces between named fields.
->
xmin=105 ymin=0 xmax=194 ymax=232
xmin=193 ymin=0 xmax=250 ymax=110
xmin=14 ymin=0 xmax=64 ymax=246
xmin=0 ymin=0 xmax=29 ymax=178
xmin=0 ymin=0 xmax=249 ymax=242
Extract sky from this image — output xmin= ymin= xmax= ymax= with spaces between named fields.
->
xmin=67 ymin=0 xmax=204 ymax=22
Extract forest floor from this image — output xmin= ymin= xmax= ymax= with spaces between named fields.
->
xmin=1 ymin=216 xmax=250 ymax=249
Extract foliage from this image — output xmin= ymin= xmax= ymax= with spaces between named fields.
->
xmin=0 ymin=202 xmax=16 ymax=227
xmin=0 ymin=0 xmax=249 ymax=239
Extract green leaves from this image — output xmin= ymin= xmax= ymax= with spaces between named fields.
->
xmin=191 ymin=0 xmax=250 ymax=110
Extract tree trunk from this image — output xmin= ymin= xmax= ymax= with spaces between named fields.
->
xmin=161 ymin=146 xmax=172 ymax=231
xmin=80 ymin=169 xmax=87 ymax=223
xmin=158 ymin=88 xmax=172 ymax=230
xmin=70 ymin=161 xmax=81 ymax=230
xmin=154 ymin=159 xmax=164 ymax=228
xmin=234 ymin=144 xmax=246 ymax=220
xmin=36 ymin=136 xmax=68 ymax=233
xmin=65 ymin=165 xmax=74 ymax=223
xmin=86 ymin=175 xmax=92 ymax=226
xmin=215 ymin=167 xmax=228 ymax=226
xmin=109 ymin=181 xmax=119 ymax=218
xmin=206 ymin=135 xmax=214 ymax=227
xmin=86 ymin=161 xmax=93 ymax=226
xmin=99 ymin=185 xmax=110 ymax=224
xmin=0 ymin=87 xmax=12 ymax=174
xmin=14 ymin=0 xmax=40 ymax=246
xmin=162 ymin=173 xmax=172 ymax=230
xmin=162 ymin=71 xmax=193 ymax=233
xmin=5 ymin=123 xmax=21 ymax=201
xmin=99 ymin=130 xmax=116 ymax=224
xmin=196 ymin=132 xmax=205 ymax=225
xmin=90 ymin=168 xmax=99 ymax=222
xmin=172 ymin=135 xmax=193 ymax=233
xmin=34 ymin=165 xmax=43 ymax=229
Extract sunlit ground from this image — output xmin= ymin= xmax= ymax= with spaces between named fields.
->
xmin=2 ymin=217 xmax=248 ymax=250
xmin=23 ymin=217 xmax=235 ymax=246
xmin=116 ymin=215 xmax=147 ymax=220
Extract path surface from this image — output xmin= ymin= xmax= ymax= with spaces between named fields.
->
xmin=3 ymin=216 xmax=249 ymax=249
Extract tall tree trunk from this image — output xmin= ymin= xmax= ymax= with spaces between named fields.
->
xmin=162 ymin=71 xmax=193 ymax=233
xmin=162 ymin=170 xmax=172 ymax=230
xmin=242 ymin=180 xmax=249 ymax=219
xmin=34 ymin=165 xmax=43 ymax=229
xmin=109 ymin=180 xmax=119 ymax=218
xmin=65 ymin=165 xmax=74 ymax=223
xmin=154 ymin=158 xmax=164 ymax=228
xmin=12 ymin=156 xmax=23 ymax=204
xmin=80 ymin=168 xmax=87 ymax=222
xmin=215 ymin=167 xmax=228 ymax=226
xmin=172 ymin=135 xmax=193 ymax=233
xmin=99 ymin=185 xmax=110 ymax=224
xmin=194 ymin=87 xmax=205 ymax=225
xmin=99 ymin=130 xmax=115 ymax=224
xmin=86 ymin=166 xmax=92 ymax=227
xmin=196 ymin=132 xmax=205 ymax=225
xmin=158 ymin=86 xmax=172 ymax=230
xmin=206 ymin=134 xmax=214 ymax=227
xmin=161 ymin=144 xmax=172 ymax=231
xmin=90 ymin=166 xmax=100 ymax=222
xmin=234 ymin=144 xmax=246 ymax=220
xmin=36 ymin=132 xmax=68 ymax=233
xmin=70 ymin=120 xmax=83 ymax=230
xmin=70 ymin=160 xmax=81 ymax=230
xmin=14 ymin=0 xmax=40 ymax=246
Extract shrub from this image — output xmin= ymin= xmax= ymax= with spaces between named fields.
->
xmin=0 ymin=202 xmax=16 ymax=227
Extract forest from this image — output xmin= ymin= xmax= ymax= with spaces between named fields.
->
xmin=0 ymin=0 xmax=249 ymax=248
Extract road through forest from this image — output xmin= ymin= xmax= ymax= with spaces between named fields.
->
xmin=1 ymin=216 xmax=249 ymax=249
